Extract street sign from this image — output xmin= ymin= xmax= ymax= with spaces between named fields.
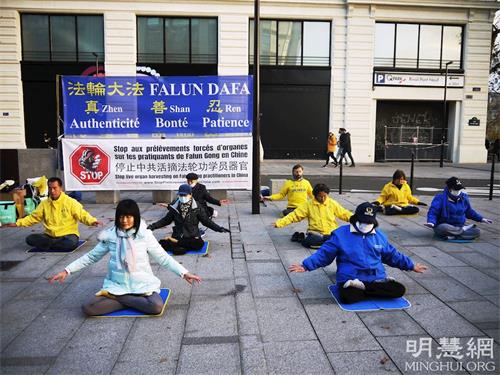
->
xmin=69 ymin=144 xmax=110 ymax=185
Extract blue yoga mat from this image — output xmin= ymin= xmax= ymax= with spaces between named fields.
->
xmin=27 ymin=240 xmax=86 ymax=253
xmin=328 ymin=284 xmax=411 ymax=312
xmin=96 ymin=288 xmax=170 ymax=318
xmin=167 ymin=241 xmax=209 ymax=256
xmin=433 ymin=235 xmax=475 ymax=243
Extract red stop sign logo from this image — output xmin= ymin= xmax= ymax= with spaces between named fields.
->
xmin=70 ymin=145 xmax=110 ymax=185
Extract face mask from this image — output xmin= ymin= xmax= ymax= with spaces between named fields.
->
xmin=450 ymin=189 xmax=462 ymax=197
xmin=356 ymin=221 xmax=374 ymax=234
xmin=179 ymin=196 xmax=190 ymax=204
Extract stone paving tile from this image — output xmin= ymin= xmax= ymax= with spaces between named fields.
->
xmin=377 ymin=335 xmax=467 ymax=374
xmin=250 ymin=273 xmax=295 ymax=298
xmin=2 ymin=255 xmax=62 ymax=279
xmin=184 ymin=295 xmax=237 ymax=338
xmin=464 ymin=242 xmax=500 ymax=261
xmin=0 ymin=281 xmax=31 ymax=306
xmin=263 ymin=340 xmax=334 ymax=374
xmin=111 ymin=307 xmax=187 ymax=375
xmin=236 ymin=293 xmax=260 ymax=336
xmin=255 ymin=297 xmax=316 ymax=342
xmin=450 ymin=252 xmax=500 ymax=269
xmin=191 ymin=278 xmax=236 ymax=297
xmin=45 ymin=318 xmax=134 ymax=375
xmin=439 ymin=266 xmax=499 ymax=295
xmin=358 ymin=310 xmax=426 ymax=337
xmin=2 ymin=307 xmax=83 ymax=358
xmin=176 ymin=343 xmax=240 ymax=375
xmin=406 ymin=246 xmax=468 ymax=267
xmin=328 ymin=350 xmax=401 ymax=375
xmin=304 ymin=303 xmax=380 ymax=352
xmin=405 ymin=294 xmax=484 ymax=338
xmin=416 ymin=277 xmax=483 ymax=302
xmin=447 ymin=300 xmax=500 ymax=324
xmin=50 ymin=276 xmax=103 ymax=309
xmin=244 ymin=244 xmax=281 ymax=261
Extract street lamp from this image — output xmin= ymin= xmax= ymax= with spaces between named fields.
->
xmin=439 ymin=60 xmax=453 ymax=168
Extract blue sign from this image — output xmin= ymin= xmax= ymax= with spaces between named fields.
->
xmin=62 ymin=75 xmax=253 ymax=135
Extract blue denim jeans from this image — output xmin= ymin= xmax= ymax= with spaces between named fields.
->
xmin=433 ymin=223 xmax=480 ymax=240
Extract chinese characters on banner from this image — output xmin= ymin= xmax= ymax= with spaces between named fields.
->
xmin=61 ymin=76 xmax=253 ymax=136
xmin=62 ymin=138 xmax=252 ymax=191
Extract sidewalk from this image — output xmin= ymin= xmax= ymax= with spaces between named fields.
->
xmin=1 ymin=189 xmax=499 ymax=374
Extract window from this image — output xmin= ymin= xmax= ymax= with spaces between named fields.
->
xmin=374 ymin=22 xmax=463 ymax=70
xmin=250 ymin=20 xmax=330 ymax=66
xmin=21 ymin=14 xmax=104 ymax=62
xmin=137 ymin=17 xmax=218 ymax=64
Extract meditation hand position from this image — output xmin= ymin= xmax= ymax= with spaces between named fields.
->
xmin=288 ymin=202 xmax=427 ymax=304
xmin=47 ymin=199 xmax=201 ymax=316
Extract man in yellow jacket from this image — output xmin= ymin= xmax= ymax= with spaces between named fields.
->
xmin=373 ymin=170 xmax=427 ymax=215
xmin=274 ymin=183 xmax=352 ymax=248
xmin=262 ymin=164 xmax=313 ymax=216
xmin=4 ymin=177 xmax=101 ymax=250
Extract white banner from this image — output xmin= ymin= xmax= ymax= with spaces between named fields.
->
xmin=62 ymin=137 xmax=252 ymax=191
xmin=374 ymin=72 xmax=464 ymax=88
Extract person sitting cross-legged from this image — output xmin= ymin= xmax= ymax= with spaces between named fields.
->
xmin=261 ymin=164 xmax=313 ymax=217
xmin=289 ymin=202 xmax=427 ymax=304
xmin=148 ymin=184 xmax=230 ymax=255
xmin=2 ymin=177 xmax=102 ymax=250
xmin=425 ymin=177 xmax=493 ymax=240
xmin=372 ymin=169 xmax=427 ymax=215
xmin=274 ymin=183 xmax=352 ymax=248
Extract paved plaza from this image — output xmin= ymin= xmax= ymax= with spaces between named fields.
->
xmin=1 ymin=162 xmax=499 ymax=374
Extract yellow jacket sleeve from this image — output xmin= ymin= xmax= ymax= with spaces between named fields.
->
xmin=332 ymin=200 xmax=353 ymax=223
xmin=376 ymin=184 xmax=390 ymax=205
xmin=70 ymin=200 xmax=97 ymax=226
xmin=306 ymin=181 xmax=313 ymax=199
xmin=16 ymin=202 xmax=44 ymax=227
xmin=269 ymin=181 xmax=289 ymax=201
xmin=406 ymin=187 xmax=420 ymax=205
xmin=275 ymin=201 xmax=308 ymax=228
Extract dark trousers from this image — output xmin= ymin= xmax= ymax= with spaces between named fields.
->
xmin=82 ymin=292 xmax=163 ymax=316
xmin=384 ymin=205 xmax=420 ymax=215
xmin=339 ymin=280 xmax=406 ymax=304
xmin=339 ymin=150 xmax=355 ymax=166
xmin=301 ymin=232 xmax=330 ymax=248
xmin=26 ymin=233 xmax=79 ymax=250
xmin=324 ymin=152 xmax=338 ymax=166
xmin=159 ymin=237 xmax=204 ymax=255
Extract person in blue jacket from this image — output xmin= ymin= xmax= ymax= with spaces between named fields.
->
xmin=289 ymin=202 xmax=427 ymax=304
xmin=425 ymin=177 xmax=493 ymax=240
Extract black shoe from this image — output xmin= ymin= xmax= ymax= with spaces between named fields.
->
xmin=298 ymin=232 xmax=305 ymax=242
xmin=291 ymin=232 xmax=300 ymax=242
xmin=322 ymin=164 xmax=328 ymax=168
xmin=349 ymin=164 xmax=355 ymax=167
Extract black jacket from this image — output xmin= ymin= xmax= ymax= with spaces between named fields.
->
xmin=339 ymin=132 xmax=352 ymax=152
xmin=148 ymin=199 xmax=226 ymax=239
xmin=192 ymin=183 xmax=220 ymax=213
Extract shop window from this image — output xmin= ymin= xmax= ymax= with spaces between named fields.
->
xmin=137 ymin=16 xmax=218 ymax=64
xmin=374 ymin=22 xmax=463 ymax=70
xmin=249 ymin=20 xmax=330 ymax=67
xmin=21 ymin=14 xmax=104 ymax=62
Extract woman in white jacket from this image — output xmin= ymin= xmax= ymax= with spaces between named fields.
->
xmin=48 ymin=199 xmax=201 ymax=316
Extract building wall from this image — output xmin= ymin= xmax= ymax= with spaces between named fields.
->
xmin=0 ymin=0 xmax=496 ymax=163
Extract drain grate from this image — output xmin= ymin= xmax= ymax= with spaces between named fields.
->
xmin=0 ymin=261 xmax=22 ymax=271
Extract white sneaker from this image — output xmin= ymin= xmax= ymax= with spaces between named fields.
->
xmin=462 ymin=224 xmax=475 ymax=231
xmin=390 ymin=204 xmax=403 ymax=211
xmin=343 ymin=279 xmax=366 ymax=290
xmin=212 ymin=210 xmax=218 ymax=218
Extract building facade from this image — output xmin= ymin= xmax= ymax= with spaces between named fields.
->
xmin=0 ymin=0 xmax=496 ymax=162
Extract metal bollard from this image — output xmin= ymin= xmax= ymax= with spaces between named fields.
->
xmin=410 ymin=152 xmax=415 ymax=191
xmin=489 ymin=156 xmax=495 ymax=201
xmin=339 ymin=160 xmax=343 ymax=195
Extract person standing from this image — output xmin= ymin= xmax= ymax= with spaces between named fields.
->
xmin=322 ymin=132 xmax=338 ymax=167
xmin=338 ymin=128 xmax=355 ymax=167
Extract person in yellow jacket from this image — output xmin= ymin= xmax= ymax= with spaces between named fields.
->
xmin=274 ymin=183 xmax=352 ymax=248
xmin=262 ymin=164 xmax=313 ymax=216
xmin=3 ymin=177 xmax=102 ymax=250
xmin=322 ymin=132 xmax=338 ymax=167
xmin=372 ymin=170 xmax=427 ymax=215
